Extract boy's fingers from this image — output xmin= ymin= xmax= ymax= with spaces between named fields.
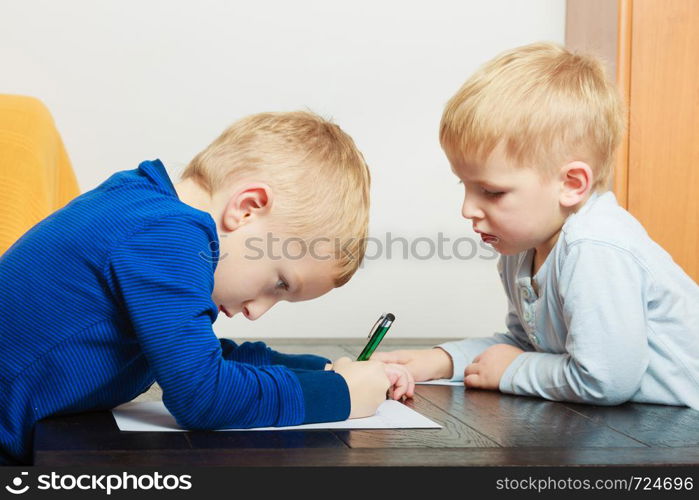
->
xmin=464 ymin=363 xmax=479 ymax=377
xmin=385 ymin=365 xmax=406 ymax=385
xmin=393 ymin=376 xmax=413 ymax=401
xmin=406 ymin=378 xmax=415 ymax=398
xmin=385 ymin=369 xmax=399 ymax=386
xmin=383 ymin=364 xmax=414 ymax=400
xmin=464 ymin=373 xmax=481 ymax=388
xmin=390 ymin=380 xmax=406 ymax=400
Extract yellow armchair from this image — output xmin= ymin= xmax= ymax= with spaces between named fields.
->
xmin=0 ymin=95 xmax=80 ymax=255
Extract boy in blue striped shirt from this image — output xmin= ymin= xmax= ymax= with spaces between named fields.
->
xmin=374 ymin=43 xmax=699 ymax=409
xmin=0 ymin=111 xmax=413 ymax=465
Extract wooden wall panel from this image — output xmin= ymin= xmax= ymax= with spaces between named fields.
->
xmin=627 ymin=0 xmax=699 ymax=281
xmin=614 ymin=0 xmax=632 ymax=208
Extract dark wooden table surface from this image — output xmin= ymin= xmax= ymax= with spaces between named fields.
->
xmin=33 ymin=339 xmax=699 ymax=467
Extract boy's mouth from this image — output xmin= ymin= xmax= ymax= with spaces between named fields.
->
xmin=474 ymin=228 xmax=500 ymax=244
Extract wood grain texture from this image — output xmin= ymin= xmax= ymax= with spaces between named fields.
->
xmin=563 ymin=401 xmax=699 ymax=447
xmin=417 ymin=386 xmax=646 ymax=448
xmin=335 ymin=393 xmax=497 ymax=449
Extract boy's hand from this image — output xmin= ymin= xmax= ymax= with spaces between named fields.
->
xmin=464 ymin=344 xmax=524 ymax=390
xmin=370 ymin=348 xmax=453 ymax=382
xmin=383 ymin=363 xmax=415 ymax=400
xmin=332 ymin=357 xmax=390 ymax=419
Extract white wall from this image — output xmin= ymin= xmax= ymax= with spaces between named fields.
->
xmin=1 ymin=0 xmax=566 ymax=339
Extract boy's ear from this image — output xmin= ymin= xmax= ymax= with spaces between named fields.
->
xmin=221 ymin=183 xmax=274 ymax=231
xmin=558 ymin=161 xmax=593 ymax=208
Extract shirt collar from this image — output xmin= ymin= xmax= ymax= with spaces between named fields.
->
xmin=138 ymin=159 xmax=178 ymax=197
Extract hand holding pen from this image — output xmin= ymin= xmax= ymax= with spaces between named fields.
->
xmin=332 ymin=313 xmax=414 ymax=413
xmin=332 ymin=361 xmax=413 ymax=419
xmin=358 ymin=313 xmax=414 ymax=400
xmin=357 ymin=313 xmax=415 ymax=400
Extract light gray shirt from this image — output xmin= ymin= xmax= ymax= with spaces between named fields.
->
xmin=440 ymin=191 xmax=699 ymax=409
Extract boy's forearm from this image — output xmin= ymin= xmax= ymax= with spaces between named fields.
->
xmin=219 ymin=339 xmax=330 ymax=370
xmin=219 ymin=339 xmax=270 ymax=365
xmin=269 ymin=351 xmax=330 ymax=370
xmin=499 ymin=351 xmax=646 ymax=405
xmin=430 ymin=347 xmax=455 ymax=379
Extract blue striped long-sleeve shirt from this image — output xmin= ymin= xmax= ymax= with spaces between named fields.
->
xmin=0 ymin=159 xmax=350 ymax=465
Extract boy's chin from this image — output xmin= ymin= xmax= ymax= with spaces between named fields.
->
xmin=489 ymin=242 xmax=525 ymax=256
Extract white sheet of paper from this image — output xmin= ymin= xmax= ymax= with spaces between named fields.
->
xmin=112 ymin=400 xmax=441 ymax=432
xmin=417 ymin=379 xmax=464 ymax=386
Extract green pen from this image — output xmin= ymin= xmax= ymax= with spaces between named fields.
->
xmin=357 ymin=313 xmax=395 ymax=361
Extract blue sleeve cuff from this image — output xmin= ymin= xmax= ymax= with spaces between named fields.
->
xmin=270 ymin=351 xmax=331 ymax=370
xmin=292 ymin=369 xmax=350 ymax=424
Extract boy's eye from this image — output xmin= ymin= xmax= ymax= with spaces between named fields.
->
xmin=482 ymin=187 xmax=505 ymax=197
xmin=275 ymin=278 xmax=289 ymax=291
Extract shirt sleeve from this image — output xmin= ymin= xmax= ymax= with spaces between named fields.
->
xmin=499 ymin=241 xmax=649 ymax=405
xmin=219 ymin=338 xmax=331 ymax=370
xmin=438 ymin=257 xmax=534 ymax=382
xmin=106 ymin=215 xmax=349 ymax=428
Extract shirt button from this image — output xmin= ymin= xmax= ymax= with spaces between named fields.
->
xmin=523 ymin=309 xmax=532 ymax=322
xmin=521 ymin=287 xmax=531 ymax=300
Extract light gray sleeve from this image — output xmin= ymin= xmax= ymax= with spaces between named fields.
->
xmin=499 ymin=241 xmax=649 ymax=405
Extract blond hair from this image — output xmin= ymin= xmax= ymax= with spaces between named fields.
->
xmin=440 ymin=42 xmax=624 ymax=191
xmin=182 ymin=111 xmax=371 ymax=286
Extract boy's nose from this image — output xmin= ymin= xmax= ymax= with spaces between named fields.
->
xmin=461 ymin=196 xmax=483 ymax=220
xmin=243 ymin=298 xmax=277 ymax=321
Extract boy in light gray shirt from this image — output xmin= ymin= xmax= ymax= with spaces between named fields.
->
xmin=374 ymin=43 xmax=699 ymax=409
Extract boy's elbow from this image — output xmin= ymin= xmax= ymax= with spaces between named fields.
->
xmin=580 ymin=374 xmax=640 ymax=406
xmin=589 ymin=387 xmax=634 ymax=406
xmin=163 ymin=393 xmax=217 ymax=430
xmin=569 ymin=356 xmax=645 ymax=406
xmin=169 ymin=408 xmax=209 ymax=430
xmin=165 ymin=394 xmax=250 ymax=431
